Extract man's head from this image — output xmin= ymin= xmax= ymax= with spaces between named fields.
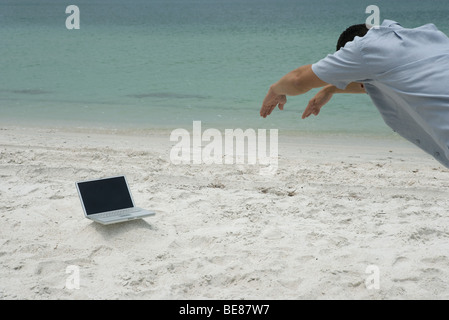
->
xmin=336 ymin=24 xmax=370 ymax=51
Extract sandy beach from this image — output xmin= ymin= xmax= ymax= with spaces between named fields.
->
xmin=1 ymin=124 xmax=449 ymax=300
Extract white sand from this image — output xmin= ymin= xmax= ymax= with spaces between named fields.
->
xmin=1 ymin=125 xmax=449 ymax=300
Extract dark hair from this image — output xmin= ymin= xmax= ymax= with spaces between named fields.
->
xmin=336 ymin=24 xmax=369 ymax=51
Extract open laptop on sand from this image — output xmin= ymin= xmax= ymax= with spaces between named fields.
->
xmin=76 ymin=175 xmax=155 ymax=225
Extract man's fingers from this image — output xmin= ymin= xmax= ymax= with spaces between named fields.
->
xmin=260 ymin=95 xmax=286 ymax=118
xmin=260 ymin=104 xmax=275 ymax=118
xmin=302 ymin=100 xmax=315 ymax=119
xmin=260 ymin=103 xmax=272 ymax=117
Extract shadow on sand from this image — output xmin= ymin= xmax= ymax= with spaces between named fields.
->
xmin=89 ymin=218 xmax=157 ymax=240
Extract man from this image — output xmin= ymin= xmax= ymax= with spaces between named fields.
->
xmin=260 ymin=20 xmax=449 ymax=168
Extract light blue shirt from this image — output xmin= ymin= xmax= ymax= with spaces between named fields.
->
xmin=312 ymin=20 xmax=449 ymax=168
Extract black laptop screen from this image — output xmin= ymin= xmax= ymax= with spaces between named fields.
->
xmin=78 ymin=176 xmax=134 ymax=215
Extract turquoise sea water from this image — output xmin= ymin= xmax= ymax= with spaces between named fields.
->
xmin=1 ymin=0 xmax=448 ymax=136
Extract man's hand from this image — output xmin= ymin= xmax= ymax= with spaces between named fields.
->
xmin=260 ymin=86 xmax=287 ymax=118
xmin=302 ymin=83 xmax=365 ymax=119
xmin=259 ymin=65 xmax=328 ymax=119
xmin=301 ymin=85 xmax=335 ymax=119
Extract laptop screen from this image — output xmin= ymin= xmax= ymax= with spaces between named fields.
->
xmin=77 ymin=176 xmax=134 ymax=215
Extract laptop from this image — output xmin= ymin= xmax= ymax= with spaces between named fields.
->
xmin=76 ymin=175 xmax=155 ymax=225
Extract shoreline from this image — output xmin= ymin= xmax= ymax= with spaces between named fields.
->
xmin=1 ymin=123 xmax=449 ymax=299
xmin=0 ymin=118 xmax=400 ymax=140
xmin=0 ymin=121 xmax=425 ymax=170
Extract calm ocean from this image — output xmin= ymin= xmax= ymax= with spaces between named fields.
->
xmin=1 ymin=0 xmax=448 ymax=136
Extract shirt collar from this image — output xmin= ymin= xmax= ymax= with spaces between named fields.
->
xmin=381 ymin=19 xmax=402 ymax=28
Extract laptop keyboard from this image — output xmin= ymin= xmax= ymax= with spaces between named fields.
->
xmin=96 ymin=208 xmax=141 ymax=218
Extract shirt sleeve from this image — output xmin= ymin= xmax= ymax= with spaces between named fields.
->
xmin=311 ymin=38 xmax=372 ymax=90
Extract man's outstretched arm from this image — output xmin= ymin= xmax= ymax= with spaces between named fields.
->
xmin=260 ymin=64 xmax=327 ymax=118
xmin=301 ymin=82 xmax=366 ymax=119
